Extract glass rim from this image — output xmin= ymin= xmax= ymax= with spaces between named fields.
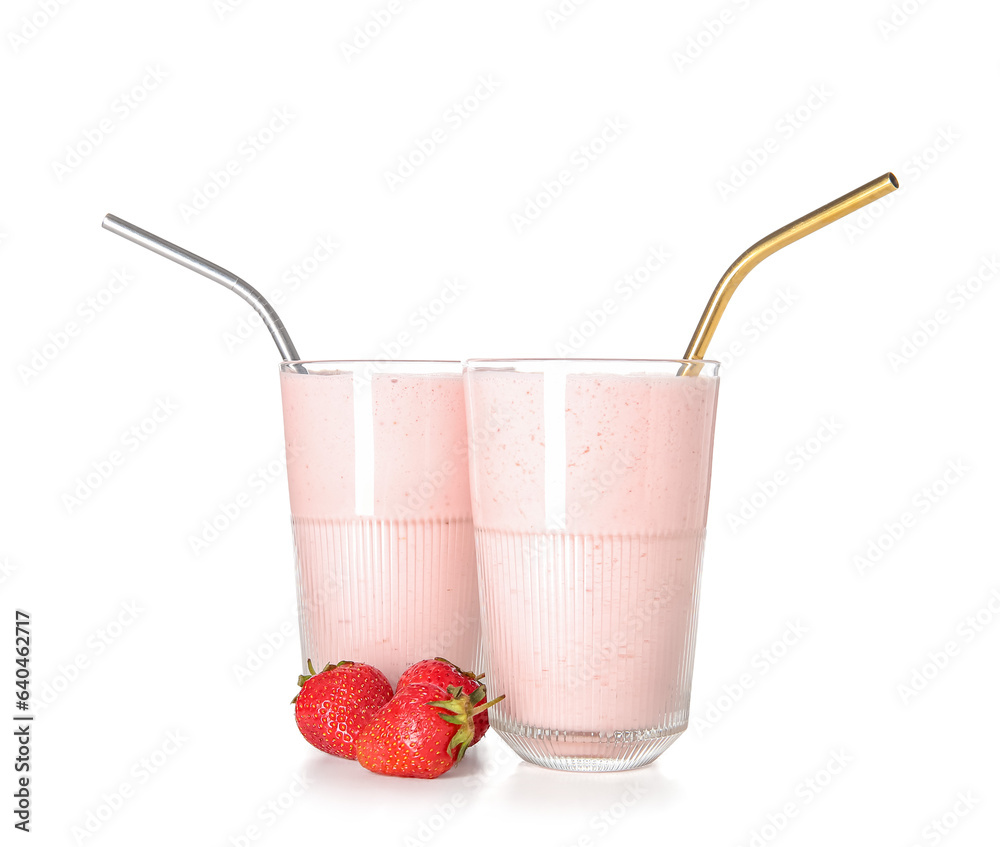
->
xmin=281 ymin=359 xmax=461 ymax=367
xmin=464 ymin=357 xmax=721 ymax=367
xmin=281 ymin=358 xmax=721 ymax=374
xmin=280 ymin=360 xmax=466 ymax=378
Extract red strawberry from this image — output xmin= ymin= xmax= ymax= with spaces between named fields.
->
xmin=397 ymin=658 xmax=492 ymax=745
xmin=292 ymin=659 xmax=393 ymax=760
xmin=357 ymin=683 xmax=504 ymax=779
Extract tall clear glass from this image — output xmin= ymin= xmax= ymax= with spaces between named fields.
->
xmin=280 ymin=360 xmax=480 ymax=686
xmin=464 ymin=359 xmax=720 ymax=771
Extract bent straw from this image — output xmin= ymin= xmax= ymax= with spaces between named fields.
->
xmin=681 ymin=173 xmax=898 ymax=371
xmin=102 ymin=214 xmax=302 ymax=363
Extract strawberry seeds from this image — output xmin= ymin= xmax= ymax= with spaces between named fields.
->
xmin=292 ymin=657 xmax=504 ymax=780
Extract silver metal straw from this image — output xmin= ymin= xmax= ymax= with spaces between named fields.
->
xmin=102 ymin=213 xmax=302 ymax=363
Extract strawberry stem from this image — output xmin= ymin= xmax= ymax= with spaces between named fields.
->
xmin=426 ymin=686 xmax=484 ymax=763
xmin=292 ymin=658 xmax=354 ymax=703
xmin=471 ymin=694 xmax=505 ymax=716
xmin=292 ymin=658 xmax=320 ymax=702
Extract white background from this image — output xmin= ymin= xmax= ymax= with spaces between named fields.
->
xmin=2 ymin=1 xmax=998 ymax=845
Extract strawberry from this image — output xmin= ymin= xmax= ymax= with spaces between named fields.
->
xmin=397 ymin=657 xmax=492 ymax=745
xmin=292 ymin=659 xmax=393 ymax=760
xmin=357 ymin=683 xmax=504 ymax=779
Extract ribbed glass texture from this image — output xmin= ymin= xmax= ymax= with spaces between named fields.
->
xmin=293 ymin=516 xmax=479 ymax=685
xmin=465 ymin=359 xmax=720 ymax=771
xmin=476 ymin=529 xmax=703 ymax=771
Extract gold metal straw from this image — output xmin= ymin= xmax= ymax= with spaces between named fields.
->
xmin=682 ymin=172 xmax=898 ymax=366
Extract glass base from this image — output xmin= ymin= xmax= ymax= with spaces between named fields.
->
xmin=494 ymin=723 xmax=685 ymax=772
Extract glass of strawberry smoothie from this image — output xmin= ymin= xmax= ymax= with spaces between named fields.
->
xmin=465 ymin=358 xmax=720 ymax=772
xmin=280 ymin=360 xmax=480 ymax=687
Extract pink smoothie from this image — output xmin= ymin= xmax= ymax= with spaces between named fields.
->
xmin=466 ymin=366 xmax=719 ymax=763
xmin=280 ymin=366 xmax=479 ymax=686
